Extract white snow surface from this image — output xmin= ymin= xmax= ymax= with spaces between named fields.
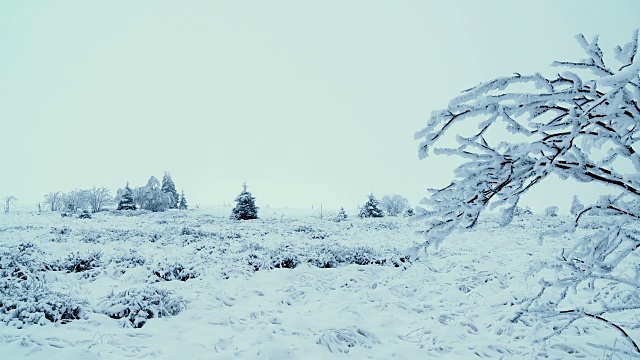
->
xmin=0 ymin=207 xmax=634 ymax=359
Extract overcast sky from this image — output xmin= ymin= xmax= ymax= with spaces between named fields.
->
xmin=1 ymin=1 xmax=639 ymax=211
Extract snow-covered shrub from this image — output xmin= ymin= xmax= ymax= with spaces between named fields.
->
xmin=99 ymin=287 xmax=186 ymax=328
xmin=370 ymin=221 xmax=400 ymax=230
xmin=152 ymin=261 xmax=197 ymax=281
xmin=270 ymin=248 xmax=300 ymax=269
xmin=0 ymin=242 xmax=45 ymax=280
xmin=110 ymin=251 xmax=146 ymax=268
xmin=404 ymin=208 xmax=415 ymax=217
xmin=50 ymin=226 xmax=72 ymax=235
xmin=52 ymin=251 xmax=102 ymax=273
xmin=78 ymin=211 xmax=92 ymax=219
xmin=0 ymin=279 xmax=86 ymax=327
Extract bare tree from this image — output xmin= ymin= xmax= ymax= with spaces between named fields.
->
xmin=3 ymin=196 xmax=17 ymax=213
xmin=414 ymin=30 xmax=640 ymax=355
xmin=379 ymin=194 xmax=409 ymax=216
xmin=43 ymin=191 xmax=63 ymax=211
xmin=86 ymin=186 xmax=112 ymax=213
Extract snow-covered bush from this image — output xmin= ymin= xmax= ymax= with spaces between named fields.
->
xmin=98 ymin=287 xmax=186 ymax=328
xmin=110 ymin=251 xmax=146 ymax=268
xmin=52 ymin=251 xmax=102 ymax=273
xmin=414 ymin=30 xmax=640 ymax=355
xmin=0 ymin=279 xmax=86 ymax=327
xmin=0 ymin=242 xmax=45 ymax=281
xmin=152 ymin=261 xmax=197 ymax=282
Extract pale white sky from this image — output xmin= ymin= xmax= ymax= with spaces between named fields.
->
xmin=1 ymin=1 xmax=638 ymax=211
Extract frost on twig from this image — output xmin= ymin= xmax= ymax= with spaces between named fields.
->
xmin=415 ymin=30 xmax=640 ymax=355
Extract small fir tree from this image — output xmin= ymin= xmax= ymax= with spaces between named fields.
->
xmin=231 ymin=183 xmax=258 ymax=220
xmin=161 ymin=172 xmax=179 ymax=209
xmin=117 ymin=183 xmax=137 ymax=210
xmin=178 ymin=190 xmax=188 ymax=210
xmin=334 ymin=207 xmax=348 ymax=222
xmin=359 ymin=193 xmax=384 ymax=218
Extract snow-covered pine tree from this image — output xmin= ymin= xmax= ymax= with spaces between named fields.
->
xmin=231 ymin=183 xmax=258 ymax=220
xmin=414 ymin=30 xmax=640 ymax=355
xmin=334 ymin=207 xmax=348 ymax=222
xmin=161 ymin=172 xmax=179 ymax=209
xmin=178 ymin=190 xmax=188 ymax=210
xmin=358 ymin=193 xmax=384 ymax=218
xmin=569 ymin=195 xmax=584 ymax=216
xmin=141 ymin=176 xmax=171 ymax=212
xmin=117 ymin=183 xmax=137 ymax=210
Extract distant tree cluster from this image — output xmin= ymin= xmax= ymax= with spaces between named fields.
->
xmin=357 ymin=193 xmax=414 ymax=218
xmin=115 ymin=172 xmax=188 ymax=212
xmin=43 ymin=187 xmax=112 ymax=214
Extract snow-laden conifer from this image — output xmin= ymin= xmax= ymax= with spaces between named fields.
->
xmin=231 ymin=183 xmax=258 ymax=220
xmin=117 ymin=183 xmax=137 ymax=210
xmin=359 ymin=193 xmax=384 ymax=218
xmin=161 ymin=172 xmax=179 ymax=209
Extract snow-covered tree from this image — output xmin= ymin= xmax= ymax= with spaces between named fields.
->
xmin=61 ymin=190 xmax=89 ymax=213
xmin=117 ymin=183 xmax=137 ymax=210
xmin=43 ymin=191 xmax=63 ymax=211
xmin=513 ymin=205 xmax=533 ymax=216
xmin=3 ymin=196 xmax=16 ymax=213
xmin=414 ymin=30 xmax=640 ymax=355
xmin=86 ymin=186 xmax=112 ymax=213
xmin=544 ymin=205 xmax=559 ymax=217
xmin=140 ymin=176 xmax=171 ymax=212
xmin=161 ymin=172 xmax=179 ymax=209
xmin=231 ymin=183 xmax=258 ymax=220
xmin=380 ymin=194 xmax=409 ymax=216
xmin=569 ymin=195 xmax=584 ymax=216
xmin=334 ymin=207 xmax=348 ymax=222
xmin=358 ymin=193 xmax=384 ymax=218
xmin=178 ymin=190 xmax=188 ymax=210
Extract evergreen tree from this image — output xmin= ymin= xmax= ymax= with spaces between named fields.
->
xmin=570 ymin=195 xmax=584 ymax=216
xmin=117 ymin=183 xmax=137 ymax=210
xmin=231 ymin=183 xmax=258 ymax=220
xmin=359 ymin=193 xmax=384 ymax=218
xmin=161 ymin=172 xmax=179 ymax=209
xmin=334 ymin=207 xmax=348 ymax=222
xmin=178 ymin=190 xmax=188 ymax=210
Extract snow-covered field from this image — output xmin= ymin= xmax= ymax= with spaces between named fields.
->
xmin=0 ymin=208 xmax=634 ymax=359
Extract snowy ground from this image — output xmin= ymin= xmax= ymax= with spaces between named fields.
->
xmin=0 ymin=207 xmax=636 ymax=359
